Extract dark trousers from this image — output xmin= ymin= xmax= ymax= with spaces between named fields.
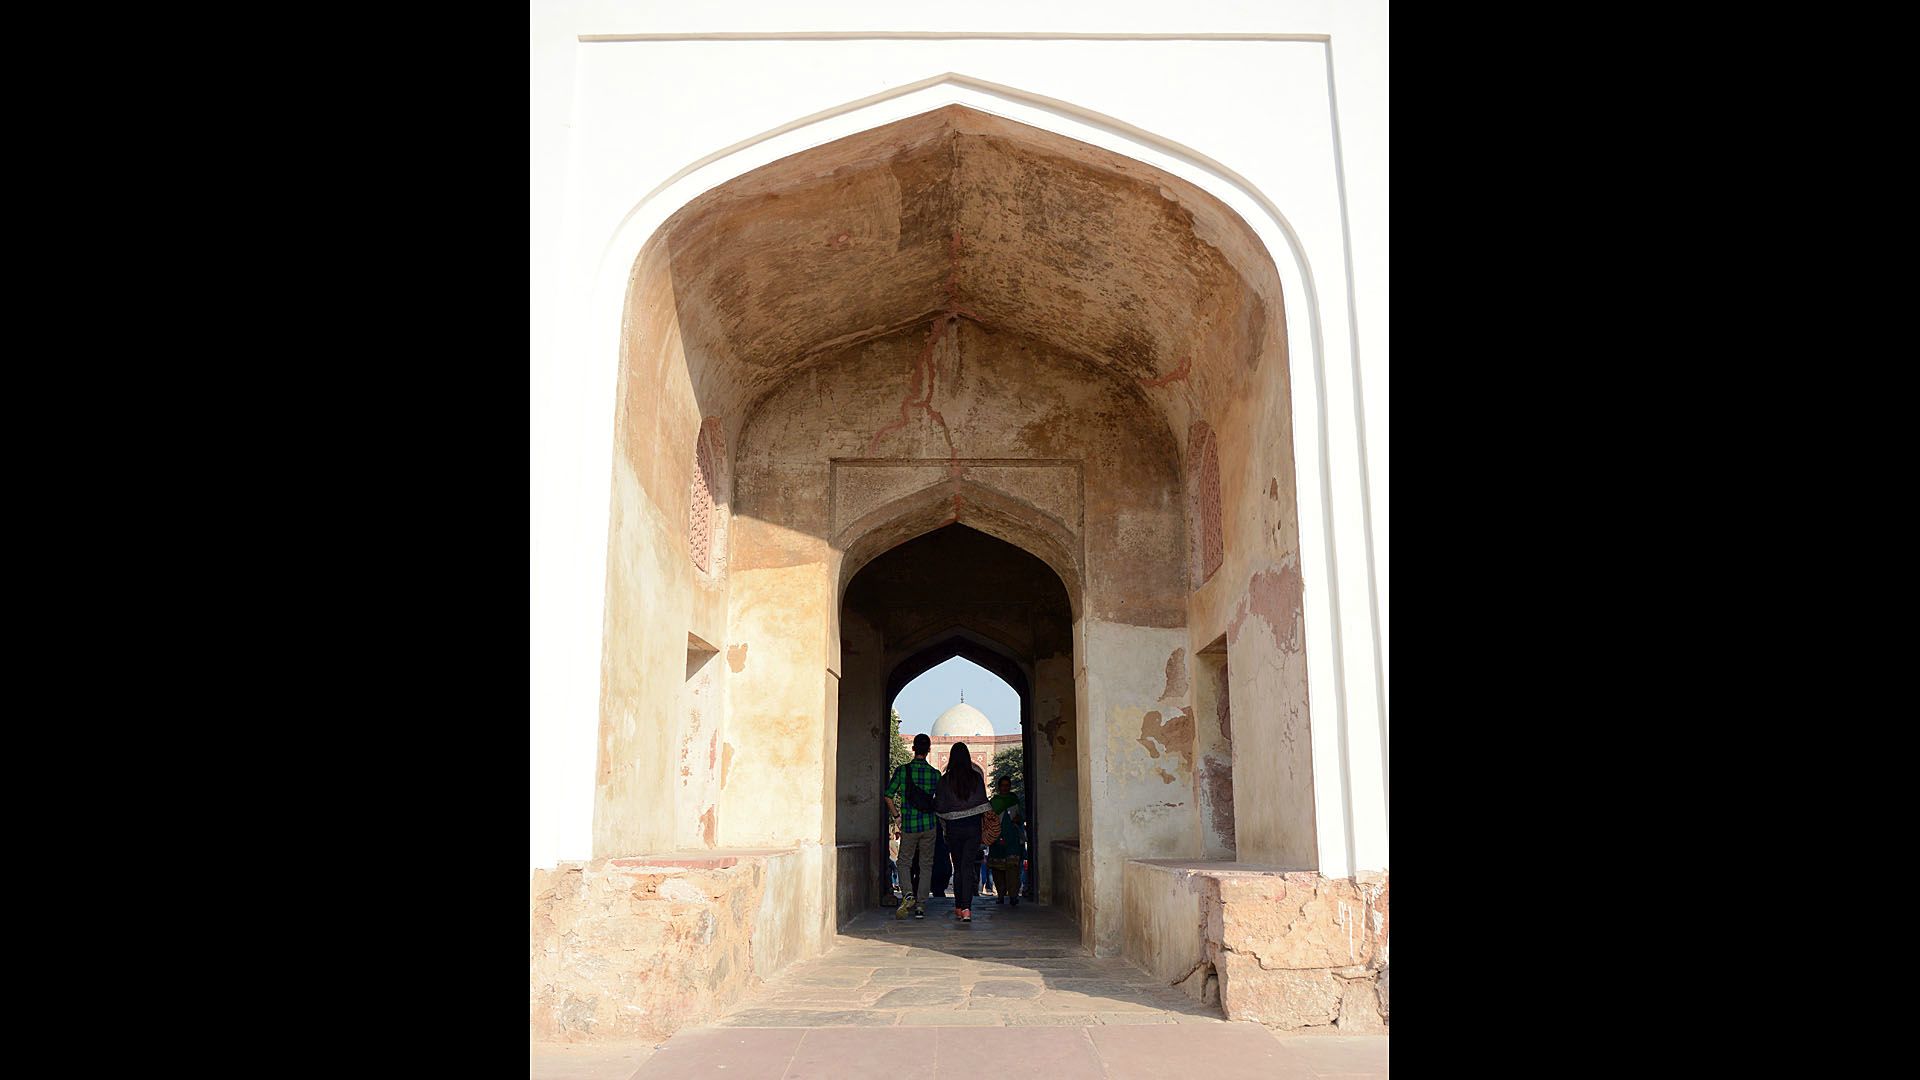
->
xmin=947 ymin=818 xmax=982 ymax=911
xmin=932 ymin=827 xmax=953 ymax=896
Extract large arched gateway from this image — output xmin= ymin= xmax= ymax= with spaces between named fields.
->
xmin=532 ymin=28 xmax=1387 ymax=1047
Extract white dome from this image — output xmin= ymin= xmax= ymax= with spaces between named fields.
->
xmin=930 ymin=701 xmax=997 ymax=737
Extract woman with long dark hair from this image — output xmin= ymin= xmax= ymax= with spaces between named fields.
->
xmin=935 ymin=742 xmax=991 ymax=922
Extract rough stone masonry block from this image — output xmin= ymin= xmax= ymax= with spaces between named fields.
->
xmin=1214 ymin=872 xmax=1376 ymax=970
xmin=530 ymin=857 xmax=773 ymax=1042
xmin=1213 ymin=954 xmax=1341 ymax=1028
xmin=1334 ymin=968 xmax=1387 ymax=1032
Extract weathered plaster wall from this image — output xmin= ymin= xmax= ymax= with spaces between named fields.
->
xmin=1052 ymin=840 xmax=1082 ymax=926
xmin=1032 ymin=650 xmax=1076 ymax=903
xmin=835 ymin=842 xmax=870 ymax=928
xmin=717 ymin=540 xmax=834 ymax=848
xmin=835 ymin=610 xmax=886 ymax=883
xmin=1079 ymin=620 xmax=1201 ymax=954
xmin=1120 ymin=860 xmax=1389 ymax=1032
xmin=596 ymin=241 xmax=736 ymax=859
xmin=1178 ymin=310 xmax=1314 ymax=868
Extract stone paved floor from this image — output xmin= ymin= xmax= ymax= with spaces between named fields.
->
xmin=528 ymin=897 xmax=1386 ymax=1078
xmin=718 ymin=898 xmax=1222 ymax=1028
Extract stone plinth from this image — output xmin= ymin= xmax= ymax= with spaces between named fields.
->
xmin=530 ymin=848 xmax=816 ymax=1042
xmin=1122 ymin=860 xmax=1388 ymax=1032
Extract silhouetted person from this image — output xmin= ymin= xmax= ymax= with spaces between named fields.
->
xmin=935 ymin=742 xmax=991 ymax=922
xmin=886 ymin=733 xmax=941 ymax=919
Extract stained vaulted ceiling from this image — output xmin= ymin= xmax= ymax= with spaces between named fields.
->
xmin=635 ymin=106 xmax=1284 ymax=437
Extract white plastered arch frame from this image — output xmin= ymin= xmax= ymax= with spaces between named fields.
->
xmin=550 ymin=72 xmax=1383 ymax=881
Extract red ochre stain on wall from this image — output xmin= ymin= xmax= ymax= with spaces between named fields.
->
xmin=700 ymin=805 xmax=717 ymax=847
xmin=1203 ymin=756 xmax=1236 ymax=846
xmin=727 ymin=644 xmax=748 ymax=672
xmin=1138 ymin=354 xmax=1192 ymax=389
xmin=1247 ymin=564 xmax=1305 ymax=654
xmin=1227 ymin=562 xmax=1306 ymax=655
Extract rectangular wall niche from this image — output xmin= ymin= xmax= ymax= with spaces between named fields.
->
xmin=680 ymin=633 xmax=722 ymax=849
xmin=1194 ymin=635 xmax=1235 ymax=858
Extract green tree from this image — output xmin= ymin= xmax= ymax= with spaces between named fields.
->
xmin=888 ymin=707 xmax=912 ymax=773
xmin=989 ymin=746 xmax=1024 ymax=799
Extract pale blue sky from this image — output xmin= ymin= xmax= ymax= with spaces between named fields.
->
xmin=891 ymin=656 xmax=1019 ymax=735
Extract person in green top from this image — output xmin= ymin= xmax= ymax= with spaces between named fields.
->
xmin=885 ymin=733 xmax=942 ymax=919
xmin=986 ymin=775 xmax=1026 ymax=906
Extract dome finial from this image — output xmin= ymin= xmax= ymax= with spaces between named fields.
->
xmin=960 ymin=689 xmax=965 ymax=704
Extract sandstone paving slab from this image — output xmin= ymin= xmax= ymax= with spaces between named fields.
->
xmin=529 ymin=1040 xmax=658 ymax=1080
xmin=1012 ymin=991 xmax=1158 ymax=1013
xmin=783 ymin=1027 xmax=938 ymax=1079
xmin=717 ymin=1008 xmax=898 ymax=1027
xmin=1088 ymin=1022 xmax=1320 ymax=1080
xmin=971 ymin=979 xmax=1044 ymax=998
xmin=1266 ymin=1033 xmax=1390 ymax=1077
xmin=933 ymin=1026 xmax=1103 ymax=1080
xmin=865 ymin=970 xmax=956 ymax=984
xmin=630 ymin=1027 xmax=803 ymax=1078
xmin=874 ymin=985 xmax=968 ymax=1007
xmin=943 ymin=946 xmax=1075 ymax=958
xmin=1005 ymin=1012 xmax=1097 ymax=1026
xmin=759 ymin=991 xmax=892 ymax=1008
xmin=1093 ymin=1012 xmax=1176 ymax=1024
xmin=777 ymin=970 xmax=875 ymax=987
xmin=898 ymin=1009 xmax=1001 ymax=1026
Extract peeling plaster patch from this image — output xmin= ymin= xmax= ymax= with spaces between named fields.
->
xmin=1269 ymin=478 xmax=1279 ymax=500
xmin=1154 ymin=767 xmax=1176 ymax=784
xmin=707 ymin=733 xmax=718 ymax=769
xmin=1137 ymin=706 xmax=1196 ymax=762
xmin=726 ymin=644 xmax=748 ymax=672
xmin=700 ymin=805 xmax=717 ymax=847
xmin=721 ymin=743 xmax=734 ymax=788
xmin=1159 ymin=647 xmax=1188 ymax=702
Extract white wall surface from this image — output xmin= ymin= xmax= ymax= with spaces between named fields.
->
xmin=530 ymin=0 xmax=1386 ymax=877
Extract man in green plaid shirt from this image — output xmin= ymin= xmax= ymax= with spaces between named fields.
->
xmin=886 ymin=733 xmax=942 ymax=919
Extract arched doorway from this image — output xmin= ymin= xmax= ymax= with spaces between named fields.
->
xmin=838 ymin=524 xmax=1075 ymax=915
xmin=591 ymin=104 xmax=1312 ymax=959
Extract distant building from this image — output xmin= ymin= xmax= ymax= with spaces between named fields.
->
xmin=908 ymin=700 xmax=1021 ymax=774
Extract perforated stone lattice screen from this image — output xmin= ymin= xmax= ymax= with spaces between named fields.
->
xmin=689 ymin=423 xmax=718 ymax=572
xmin=1191 ymin=422 xmax=1223 ymax=585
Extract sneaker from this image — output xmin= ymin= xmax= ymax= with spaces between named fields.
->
xmin=914 ymin=906 xmax=926 ymax=919
xmin=896 ymin=897 xmax=913 ymax=919
xmin=1010 ymin=895 xmax=1019 ymax=907
xmin=960 ymin=909 xmax=972 ymax=922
